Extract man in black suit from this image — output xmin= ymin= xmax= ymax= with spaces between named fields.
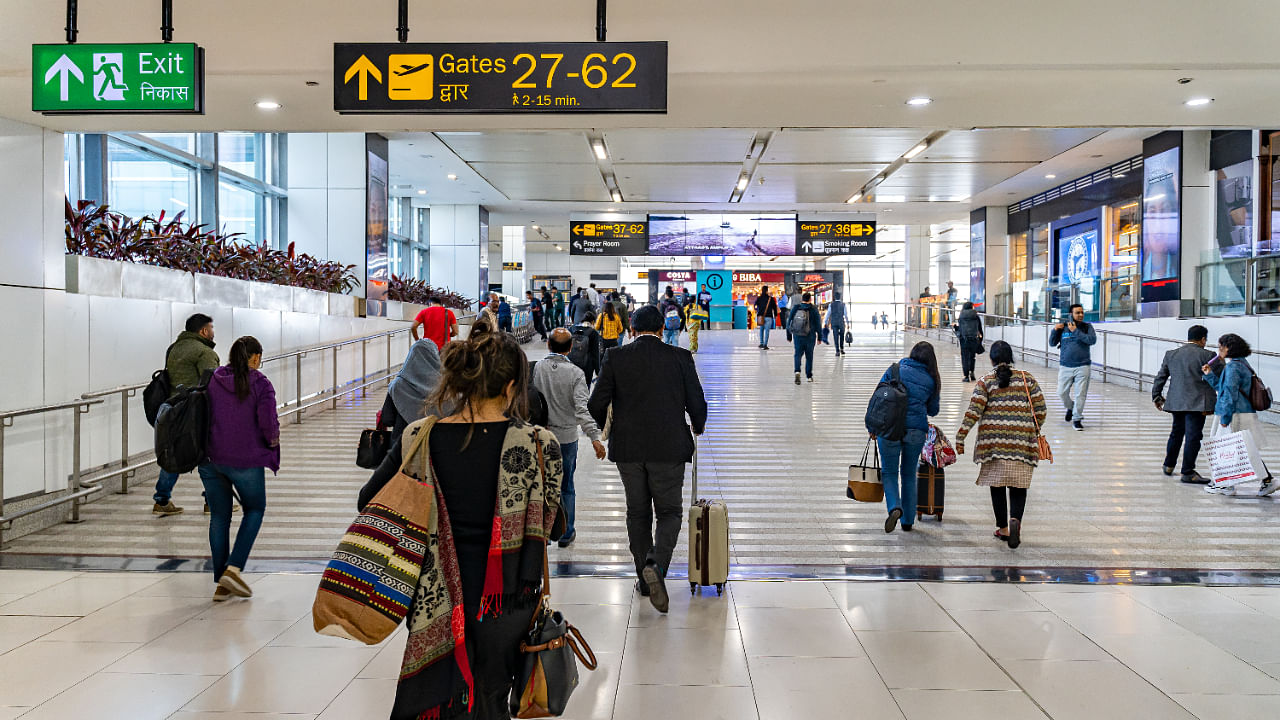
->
xmin=589 ymin=305 xmax=708 ymax=612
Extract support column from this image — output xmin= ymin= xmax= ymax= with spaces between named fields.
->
xmin=904 ymin=224 xmax=931 ymax=302
xmin=428 ymin=204 xmax=484 ymax=304
xmin=984 ymin=207 xmax=1009 ymax=314
xmin=1181 ymin=130 xmax=1213 ymax=313
xmin=502 ymin=225 xmax=527 ymax=295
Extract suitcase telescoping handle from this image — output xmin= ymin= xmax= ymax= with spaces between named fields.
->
xmin=691 ymin=433 xmax=698 ymax=504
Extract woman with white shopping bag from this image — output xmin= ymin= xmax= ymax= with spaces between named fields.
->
xmin=1202 ymin=333 xmax=1277 ymax=496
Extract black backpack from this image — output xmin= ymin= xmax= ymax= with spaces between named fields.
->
xmin=142 ymin=343 xmax=178 ymax=427
xmin=567 ymin=326 xmax=592 ymax=369
xmin=526 ymin=361 xmax=550 ymax=427
xmin=154 ymin=375 xmax=212 ymax=474
xmin=865 ymin=363 xmax=908 ymax=441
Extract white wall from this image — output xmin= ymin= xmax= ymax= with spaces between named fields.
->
xmin=429 ymin=204 xmax=483 ymax=301
xmin=0 ymin=120 xmax=408 ymax=502
xmin=286 ymin=133 xmax=367 ymax=298
xmin=524 ymin=251 xmax=621 ymax=293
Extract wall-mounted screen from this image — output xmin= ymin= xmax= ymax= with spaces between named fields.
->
xmin=647 ymin=214 xmax=795 ymax=256
xmin=969 ymin=220 xmax=986 ymax=308
xmin=1142 ymin=146 xmax=1181 ymax=282
xmin=1056 ymin=223 xmax=1100 ymax=285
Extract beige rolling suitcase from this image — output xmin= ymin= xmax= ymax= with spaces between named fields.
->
xmin=687 ymin=440 xmax=729 ymax=596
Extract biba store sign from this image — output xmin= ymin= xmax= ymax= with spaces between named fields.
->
xmin=732 ymin=272 xmax=784 ymax=284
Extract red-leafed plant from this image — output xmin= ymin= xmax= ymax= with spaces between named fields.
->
xmin=387 ymin=274 xmax=473 ymax=311
xmin=65 ymin=199 xmax=360 ymax=295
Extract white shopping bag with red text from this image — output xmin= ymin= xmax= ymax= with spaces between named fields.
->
xmin=1205 ymin=429 xmax=1267 ymax=489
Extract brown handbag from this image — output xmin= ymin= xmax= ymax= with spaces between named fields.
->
xmin=1021 ymin=372 xmax=1053 ymax=464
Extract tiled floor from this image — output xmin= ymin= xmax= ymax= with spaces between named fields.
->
xmin=2 ymin=570 xmax=1280 ymax=719
xmin=5 ymin=329 xmax=1280 ymax=572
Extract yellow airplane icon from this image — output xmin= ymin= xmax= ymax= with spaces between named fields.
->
xmin=389 ymin=54 xmax=433 ymax=100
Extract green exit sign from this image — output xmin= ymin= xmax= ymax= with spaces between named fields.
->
xmin=32 ymin=43 xmax=204 ymax=114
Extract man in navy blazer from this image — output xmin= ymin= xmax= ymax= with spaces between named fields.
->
xmin=589 ymin=305 xmax=707 ymax=612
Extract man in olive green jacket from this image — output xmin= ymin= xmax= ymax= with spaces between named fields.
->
xmin=152 ymin=313 xmax=220 ymax=516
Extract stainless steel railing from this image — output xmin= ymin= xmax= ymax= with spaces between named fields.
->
xmin=0 ymin=321 xmax=438 ymax=545
xmin=902 ymin=303 xmax=1280 ymax=409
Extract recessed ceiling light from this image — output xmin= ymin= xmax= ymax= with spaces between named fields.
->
xmin=255 ymin=100 xmax=281 ymax=110
xmin=417 ymin=189 xmax=427 ymax=195
xmin=736 ymin=176 xmax=749 ymax=191
xmin=903 ymin=142 xmax=928 ymax=159
xmin=1045 ymin=174 xmax=1057 ymax=179
xmin=532 ymin=224 xmax=540 ymax=230
xmin=447 ymin=173 xmax=458 ymax=180
xmin=592 ymin=141 xmax=607 ymax=160
xmin=883 ymin=208 xmax=894 ymax=212
xmin=611 ymin=190 xmax=622 ymax=203
xmin=846 ymin=192 xmax=863 ymax=204
xmin=905 ymin=97 xmax=932 ymax=106
xmin=1185 ymin=97 xmax=1213 ymax=107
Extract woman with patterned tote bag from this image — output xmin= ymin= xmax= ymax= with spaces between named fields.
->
xmin=321 ymin=332 xmax=565 ymax=720
xmin=955 ymin=341 xmax=1048 ymax=550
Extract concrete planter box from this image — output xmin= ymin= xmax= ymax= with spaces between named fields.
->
xmin=385 ymin=300 xmax=403 ymax=321
xmin=194 ymin=273 xmax=251 ymax=308
xmin=402 ymin=302 xmax=428 ymax=322
xmin=329 ymin=294 xmax=359 ymax=317
xmin=121 ymin=262 xmax=194 ymax=303
xmin=65 ymin=255 xmax=124 ymax=297
xmin=292 ymin=287 xmax=329 ymax=315
xmin=249 ymin=281 xmax=293 ymax=312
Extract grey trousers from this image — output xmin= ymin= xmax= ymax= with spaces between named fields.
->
xmin=617 ymin=461 xmax=686 ymax=578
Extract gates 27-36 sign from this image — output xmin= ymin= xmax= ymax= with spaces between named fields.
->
xmin=32 ymin=43 xmax=204 ymax=114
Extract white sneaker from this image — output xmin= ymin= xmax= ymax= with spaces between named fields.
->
xmin=1260 ymin=479 xmax=1279 ymax=497
xmin=1206 ymin=484 xmax=1237 ymax=496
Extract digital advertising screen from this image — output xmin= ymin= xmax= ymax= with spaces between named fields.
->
xmin=647 ymin=214 xmax=796 ymax=256
xmin=1142 ymin=147 xmax=1182 ymax=282
xmin=969 ymin=220 xmax=986 ymax=308
xmin=1215 ymin=158 xmax=1253 ymax=259
xmin=1057 ymin=223 xmax=1100 ymax=285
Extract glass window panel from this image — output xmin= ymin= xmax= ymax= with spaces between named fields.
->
xmin=139 ymin=132 xmax=196 ymax=154
xmin=107 ymin=138 xmax=196 ymax=220
xmin=218 ymin=180 xmax=260 ymax=242
xmin=218 ymin=132 xmax=261 ymax=178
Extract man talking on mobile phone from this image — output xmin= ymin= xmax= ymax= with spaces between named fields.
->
xmin=1049 ymin=303 xmax=1096 ymax=431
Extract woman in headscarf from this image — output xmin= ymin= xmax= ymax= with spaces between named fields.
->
xmin=380 ymin=338 xmax=444 ymax=438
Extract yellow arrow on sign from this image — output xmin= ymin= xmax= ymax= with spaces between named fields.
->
xmin=344 ymin=55 xmax=383 ymax=101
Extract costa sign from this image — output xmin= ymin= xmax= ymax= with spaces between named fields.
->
xmin=655 ymin=270 xmax=696 ymax=282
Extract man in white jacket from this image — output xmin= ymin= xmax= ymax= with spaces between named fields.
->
xmin=533 ymin=328 xmax=607 ymax=547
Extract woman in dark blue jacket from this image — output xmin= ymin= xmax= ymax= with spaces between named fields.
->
xmin=876 ymin=341 xmax=942 ymax=532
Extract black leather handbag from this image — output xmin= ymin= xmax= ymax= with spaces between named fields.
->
xmin=510 ymin=549 xmax=597 ymax=717
xmin=355 ymin=428 xmax=391 ymax=469
xmin=845 ymin=330 xmax=854 ymax=345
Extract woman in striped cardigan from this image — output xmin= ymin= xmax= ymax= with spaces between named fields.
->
xmin=954 ymin=341 xmax=1048 ymax=549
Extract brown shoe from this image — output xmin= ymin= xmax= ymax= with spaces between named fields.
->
xmin=152 ymin=502 xmax=184 ymax=516
xmin=212 ymin=586 xmax=232 ymax=602
xmin=217 ymin=566 xmax=253 ymax=598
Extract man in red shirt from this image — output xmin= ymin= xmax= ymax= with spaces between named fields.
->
xmin=410 ymin=298 xmax=458 ymax=350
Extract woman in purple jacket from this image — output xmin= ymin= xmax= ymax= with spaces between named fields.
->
xmin=199 ymin=336 xmax=280 ymax=601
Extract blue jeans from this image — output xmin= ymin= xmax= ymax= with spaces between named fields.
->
xmin=560 ymin=441 xmax=578 ymax=538
xmin=154 ymin=469 xmax=179 ymax=505
xmin=663 ymin=328 xmax=680 ymax=346
xmin=793 ymin=333 xmax=816 ymax=376
xmin=878 ymin=429 xmax=927 ymax=525
xmin=198 ymin=463 xmax=266 ymax=581
xmin=760 ymin=317 xmax=775 ymax=347
xmin=832 ymin=323 xmax=846 ymax=354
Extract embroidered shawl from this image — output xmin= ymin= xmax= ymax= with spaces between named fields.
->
xmin=391 ymin=416 xmax=563 ymax=720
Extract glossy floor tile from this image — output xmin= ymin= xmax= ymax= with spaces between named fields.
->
xmin=0 ymin=573 xmax=1278 ymax=718
xmin=8 ymin=330 xmax=1280 ymax=574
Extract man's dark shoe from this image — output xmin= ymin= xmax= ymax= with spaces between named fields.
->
xmin=1065 ymin=409 xmax=1073 ymax=423
xmin=642 ymin=562 xmax=668 ymax=613
xmin=1073 ymin=420 xmax=1084 ymax=431
xmin=556 ymin=532 xmax=576 ymax=548
xmin=1181 ymin=471 xmax=1210 ymax=485
xmin=634 ymin=579 xmax=651 ymax=597
xmin=1163 ymin=466 xmax=1175 ymax=476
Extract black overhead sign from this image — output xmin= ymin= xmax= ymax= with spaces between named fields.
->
xmin=795 ymin=220 xmax=877 ymax=256
xmin=334 ymin=42 xmax=667 ymax=114
xmin=570 ymin=220 xmax=649 ymax=256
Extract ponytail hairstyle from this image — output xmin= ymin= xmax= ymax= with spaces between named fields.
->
xmin=428 ymin=332 xmax=529 ymax=448
xmin=229 ymin=336 xmax=264 ymax=401
xmin=989 ymin=340 xmax=1015 ymax=387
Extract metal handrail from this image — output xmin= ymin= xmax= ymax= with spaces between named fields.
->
xmin=902 ymin=302 xmax=1280 ymax=412
xmin=0 ymin=322 xmax=424 ymax=544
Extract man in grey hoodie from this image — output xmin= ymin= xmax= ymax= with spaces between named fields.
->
xmin=532 ymin=328 xmax=607 ymax=547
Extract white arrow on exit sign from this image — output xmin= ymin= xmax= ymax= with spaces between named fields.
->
xmin=44 ymin=54 xmax=85 ymax=102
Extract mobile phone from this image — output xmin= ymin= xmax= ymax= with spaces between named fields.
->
xmin=1207 ymin=355 xmax=1221 ymax=367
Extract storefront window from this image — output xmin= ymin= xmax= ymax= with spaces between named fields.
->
xmin=107 ymin=138 xmax=196 ymax=220
xmin=1101 ymin=199 xmax=1139 ymax=320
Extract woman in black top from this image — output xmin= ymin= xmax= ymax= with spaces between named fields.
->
xmin=359 ymin=332 xmax=563 ymax=720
